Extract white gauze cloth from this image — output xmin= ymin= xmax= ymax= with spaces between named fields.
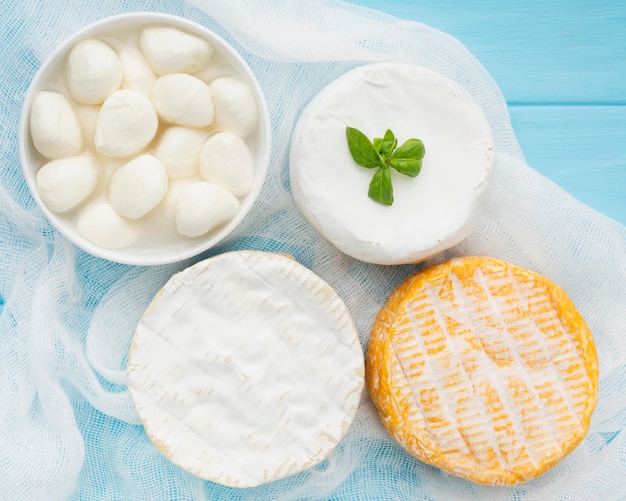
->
xmin=1 ymin=0 xmax=625 ymax=499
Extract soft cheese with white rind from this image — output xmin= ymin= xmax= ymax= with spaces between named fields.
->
xmin=174 ymin=182 xmax=239 ymax=237
xmin=155 ymin=126 xmax=206 ymax=178
xmin=76 ymin=201 xmax=138 ymax=249
xmin=66 ymin=39 xmax=123 ymax=105
xmin=119 ymin=45 xmax=157 ymax=94
xmin=139 ymin=27 xmax=213 ymax=75
xmin=29 ymin=91 xmax=83 ymax=159
xmin=36 ymin=155 xmax=98 ymax=213
xmin=95 ymin=90 xmax=159 ymax=158
xmin=199 ymin=132 xmax=254 ymax=197
xmin=210 ymin=77 xmax=259 ymax=137
xmin=289 ymin=63 xmax=496 ymax=265
xmin=151 ymin=73 xmax=214 ymax=128
xmin=127 ymin=251 xmax=364 ymax=487
xmin=109 ymin=154 xmax=168 ymax=219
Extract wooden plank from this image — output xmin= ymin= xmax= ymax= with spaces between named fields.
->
xmin=348 ymin=0 xmax=626 ymax=104
xmin=509 ymin=104 xmax=626 ymax=223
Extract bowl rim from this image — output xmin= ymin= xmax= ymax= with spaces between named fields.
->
xmin=19 ymin=11 xmax=272 ymax=266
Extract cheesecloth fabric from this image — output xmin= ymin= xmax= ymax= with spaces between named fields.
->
xmin=1 ymin=0 xmax=625 ymax=499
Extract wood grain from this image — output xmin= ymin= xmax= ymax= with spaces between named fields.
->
xmin=510 ymin=105 xmax=626 ymax=223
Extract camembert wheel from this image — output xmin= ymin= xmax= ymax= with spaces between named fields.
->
xmin=366 ymin=256 xmax=598 ymax=485
xmin=127 ymin=251 xmax=364 ymax=487
xmin=289 ymin=63 xmax=495 ymax=265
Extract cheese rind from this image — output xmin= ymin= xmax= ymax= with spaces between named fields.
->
xmin=365 ymin=256 xmax=598 ymax=485
xmin=127 ymin=251 xmax=364 ymax=487
xmin=290 ymin=63 xmax=495 ymax=265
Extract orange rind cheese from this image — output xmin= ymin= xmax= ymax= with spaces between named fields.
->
xmin=365 ymin=256 xmax=598 ymax=485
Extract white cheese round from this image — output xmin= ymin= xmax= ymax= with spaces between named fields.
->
xmin=199 ymin=132 xmax=254 ymax=197
xmin=36 ymin=155 xmax=98 ymax=213
xmin=66 ymin=39 xmax=122 ymax=105
xmin=139 ymin=27 xmax=213 ymax=75
xmin=151 ymin=73 xmax=214 ymax=128
xmin=127 ymin=251 xmax=364 ymax=487
xmin=154 ymin=126 xmax=205 ymax=179
xmin=209 ymin=77 xmax=258 ymax=137
xmin=76 ymin=201 xmax=138 ymax=249
xmin=109 ymin=154 xmax=168 ymax=219
xmin=289 ymin=63 xmax=496 ymax=265
xmin=173 ymin=181 xmax=239 ymax=238
xmin=29 ymin=91 xmax=83 ymax=160
xmin=95 ymin=90 xmax=159 ymax=158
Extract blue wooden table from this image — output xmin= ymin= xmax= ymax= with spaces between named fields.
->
xmin=349 ymin=0 xmax=626 ymax=226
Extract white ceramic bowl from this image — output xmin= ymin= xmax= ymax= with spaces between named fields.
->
xmin=19 ymin=12 xmax=271 ymax=266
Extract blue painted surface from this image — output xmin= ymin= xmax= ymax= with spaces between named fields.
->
xmin=349 ymin=0 xmax=626 ymax=225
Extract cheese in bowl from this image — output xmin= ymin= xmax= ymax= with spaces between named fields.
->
xmin=19 ymin=13 xmax=271 ymax=265
xmin=127 ymin=251 xmax=365 ymax=487
xmin=290 ymin=63 xmax=495 ymax=265
xmin=366 ymin=256 xmax=598 ymax=485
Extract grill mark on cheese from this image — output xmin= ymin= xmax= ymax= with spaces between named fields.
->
xmin=446 ymin=272 xmax=525 ymax=473
xmin=366 ymin=256 xmax=598 ymax=485
xmin=420 ymin=280 xmax=484 ymax=465
xmin=448 ymin=275 xmax=518 ymax=472
xmin=471 ymin=268 xmax=558 ymax=469
xmin=392 ymin=328 xmax=473 ymax=464
xmin=507 ymin=268 xmax=588 ymax=435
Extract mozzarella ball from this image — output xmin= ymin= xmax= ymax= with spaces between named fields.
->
xmin=95 ymin=90 xmax=158 ymax=158
xmin=139 ymin=27 xmax=213 ymax=75
xmin=36 ymin=156 xmax=98 ymax=213
xmin=77 ymin=202 xmax=138 ymax=249
xmin=161 ymin=179 xmax=190 ymax=219
xmin=210 ymin=77 xmax=258 ymax=137
xmin=151 ymin=73 xmax=214 ymax=128
xmin=119 ymin=45 xmax=157 ymax=94
xmin=66 ymin=39 xmax=122 ymax=105
xmin=109 ymin=154 xmax=168 ymax=219
xmin=29 ymin=91 xmax=83 ymax=159
xmin=199 ymin=132 xmax=254 ymax=197
xmin=154 ymin=127 xmax=206 ymax=178
xmin=174 ymin=182 xmax=239 ymax=238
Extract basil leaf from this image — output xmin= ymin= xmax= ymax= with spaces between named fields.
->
xmin=368 ymin=167 xmax=394 ymax=205
xmin=389 ymin=157 xmax=422 ymax=177
xmin=392 ymin=138 xmax=425 ymax=161
xmin=346 ymin=126 xmax=381 ymax=168
xmin=379 ymin=129 xmax=397 ymax=158
xmin=345 ymin=125 xmax=425 ymax=206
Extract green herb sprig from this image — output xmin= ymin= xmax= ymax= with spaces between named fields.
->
xmin=345 ymin=126 xmax=425 ymax=206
